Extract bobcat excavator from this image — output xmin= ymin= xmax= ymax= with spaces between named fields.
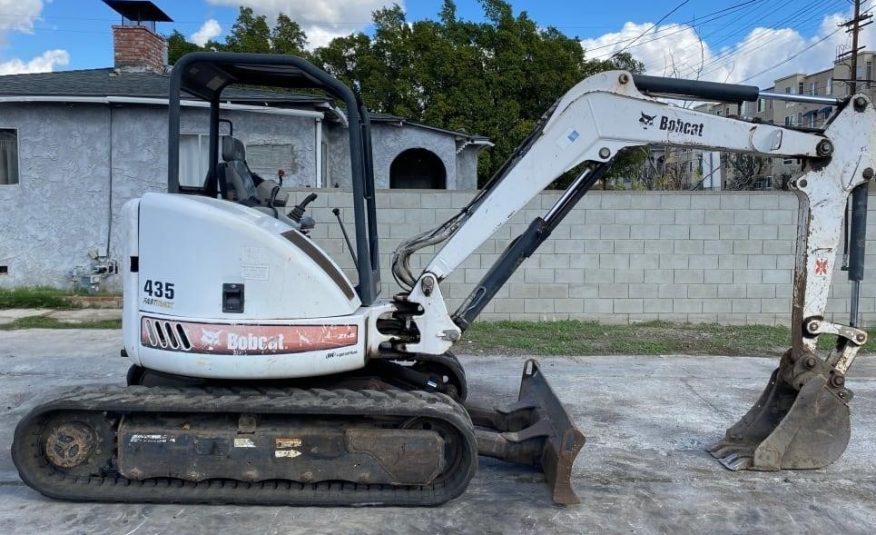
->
xmin=12 ymin=53 xmax=874 ymax=506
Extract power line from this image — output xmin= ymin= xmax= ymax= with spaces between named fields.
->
xmin=739 ymin=28 xmax=843 ymax=83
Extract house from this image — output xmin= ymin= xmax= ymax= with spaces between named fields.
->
xmin=0 ymin=1 xmax=490 ymax=289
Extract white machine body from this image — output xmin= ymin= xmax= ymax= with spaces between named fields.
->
xmin=121 ymin=193 xmax=376 ymax=379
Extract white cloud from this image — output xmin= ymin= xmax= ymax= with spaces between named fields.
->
xmin=580 ymin=8 xmax=870 ymax=89
xmin=0 ymin=49 xmax=69 ymax=75
xmin=0 ymin=0 xmax=42 ymax=34
xmin=190 ymin=19 xmax=222 ymax=46
xmin=207 ymin=0 xmax=401 ymax=48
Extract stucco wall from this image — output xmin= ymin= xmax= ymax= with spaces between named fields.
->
xmin=0 ymin=102 xmax=319 ymax=288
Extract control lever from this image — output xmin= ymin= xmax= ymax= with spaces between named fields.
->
xmin=288 ymin=192 xmax=318 ymax=223
xmin=332 ymin=208 xmax=358 ymax=265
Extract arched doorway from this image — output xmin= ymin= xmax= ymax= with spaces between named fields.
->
xmin=390 ymin=148 xmax=446 ymax=189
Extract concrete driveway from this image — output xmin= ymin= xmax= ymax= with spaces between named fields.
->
xmin=1 ymin=329 xmax=875 ymax=534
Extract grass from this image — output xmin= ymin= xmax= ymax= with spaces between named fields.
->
xmin=0 ymin=316 xmax=122 ymax=330
xmin=462 ymin=320 xmax=876 ymax=357
xmin=0 ymin=287 xmax=78 ymax=309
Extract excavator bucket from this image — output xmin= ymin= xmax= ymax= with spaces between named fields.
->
xmin=466 ymin=359 xmax=585 ymax=505
xmin=708 ymin=351 xmax=852 ymax=471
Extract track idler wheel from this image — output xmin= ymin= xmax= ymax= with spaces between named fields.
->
xmin=708 ymin=348 xmax=852 ymax=471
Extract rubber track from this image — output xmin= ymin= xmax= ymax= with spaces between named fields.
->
xmin=12 ymin=386 xmax=478 ymax=506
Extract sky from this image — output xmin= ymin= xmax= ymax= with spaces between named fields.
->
xmin=0 ymin=0 xmax=871 ymax=89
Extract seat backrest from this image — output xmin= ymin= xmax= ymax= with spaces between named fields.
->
xmin=220 ymin=135 xmax=258 ymax=201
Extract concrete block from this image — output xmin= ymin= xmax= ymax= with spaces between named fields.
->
xmin=599 ymin=254 xmax=630 ymax=270
xmin=539 ymin=284 xmax=568 ymax=298
xmin=569 ymin=283 xmax=599 ymax=298
xmin=569 ymin=253 xmax=600 ymax=268
xmin=763 ymin=210 xmax=795 ymax=225
xmin=390 ymin=192 xmax=421 ymax=209
xmin=749 ymin=194 xmax=780 ymax=209
xmin=630 ymin=254 xmax=660 ymax=270
xmin=525 ymin=299 xmax=554 ymax=313
xmin=660 ymin=225 xmax=690 ymax=239
xmin=763 ymin=269 xmax=791 ymax=284
xmin=539 ymin=254 xmax=570 ymax=268
xmin=688 ymin=255 xmax=719 ymax=270
xmin=569 ymin=224 xmax=601 ymax=239
xmin=749 ymin=225 xmax=778 ymax=240
xmin=584 ymin=269 xmax=615 ymax=283
xmin=760 ymin=298 xmax=788 ymax=313
xmin=690 ymin=225 xmax=720 ymax=240
xmin=630 ymin=225 xmax=661 ymax=239
xmin=643 ymin=209 xmax=676 ymax=224
xmin=493 ymin=298 xmax=525 ymax=313
xmin=645 ymin=269 xmax=675 ymax=284
xmin=658 ymin=284 xmax=688 ymax=299
xmin=747 ymin=255 xmax=777 ymax=270
xmin=674 ymin=210 xmax=705 ymax=225
xmin=704 ymin=240 xmax=733 ymax=255
xmin=660 ymin=195 xmax=691 ymax=209
xmin=734 ymin=210 xmax=763 ymax=226
xmin=555 ymin=240 xmax=586 ymax=254
xmin=601 ymin=194 xmax=632 ymax=209
xmin=707 ymin=210 xmax=736 ymax=225
xmin=630 ymin=194 xmax=661 ymax=209
xmin=586 ymin=210 xmax=615 ymax=224
xmin=629 ymin=283 xmax=659 ymax=298
xmin=718 ymin=255 xmax=747 ymax=270
xmin=659 ymin=254 xmax=689 ymax=269
xmin=583 ymin=299 xmax=614 ymax=314
xmin=720 ymin=225 xmax=748 ymax=240
xmin=674 ymin=269 xmax=704 ymax=284
xmin=420 ymin=192 xmax=452 ymax=208
xmin=703 ymin=270 xmax=732 ymax=284
xmin=720 ymin=194 xmax=749 ymax=209
xmin=691 ymin=194 xmax=721 ymax=209
xmin=599 ymin=283 xmax=629 ymax=298
xmin=733 ymin=240 xmax=763 ymax=255
xmin=584 ymin=240 xmax=614 ymax=254
xmin=644 ymin=239 xmax=674 ymax=254
xmin=733 ymin=269 xmax=762 ymax=284
xmin=688 ymin=284 xmax=718 ymax=298
xmin=601 ymin=224 xmax=631 ymax=240
xmin=555 ymin=299 xmax=585 ymax=313
xmin=510 ymin=283 xmax=540 ymax=298
xmin=674 ymin=240 xmax=704 ymax=255
xmin=615 ymin=240 xmax=645 ymax=254
xmin=644 ymin=298 xmax=673 ymax=313
xmin=746 ymin=283 xmax=776 ymax=298
xmin=555 ymin=268 xmax=586 ymax=284
xmin=524 ymin=268 xmax=554 ymax=283
xmin=702 ymin=299 xmax=732 ymax=313
xmin=674 ymin=299 xmax=703 ymax=313
xmin=718 ymin=284 xmax=747 ymax=298
xmin=615 ymin=269 xmax=645 ymax=283
xmin=628 ymin=313 xmax=660 ymax=323
xmin=614 ymin=298 xmax=644 ymax=313
xmin=732 ymin=299 xmax=761 ymax=313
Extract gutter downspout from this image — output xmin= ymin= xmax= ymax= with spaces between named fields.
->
xmin=315 ymin=118 xmax=322 ymax=188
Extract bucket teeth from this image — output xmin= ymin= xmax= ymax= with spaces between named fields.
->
xmin=708 ymin=352 xmax=851 ymax=471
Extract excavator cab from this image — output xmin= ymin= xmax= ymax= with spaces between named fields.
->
xmin=167 ymin=52 xmax=382 ymax=306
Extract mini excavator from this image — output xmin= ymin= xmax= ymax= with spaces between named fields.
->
xmin=12 ymin=53 xmax=874 ymax=506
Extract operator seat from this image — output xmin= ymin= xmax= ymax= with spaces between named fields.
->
xmin=218 ymin=135 xmax=259 ymax=205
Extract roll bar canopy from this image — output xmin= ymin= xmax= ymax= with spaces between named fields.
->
xmin=167 ymin=52 xmax=381 ymax=305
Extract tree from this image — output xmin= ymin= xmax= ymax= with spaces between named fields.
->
xmin=224 ymin=7 xmax=272 ymax=53
xmin=272 ymin=14 xmax=308 ymax=55
xmin=167 ymin=30 xmax=203 ymax=65
xmin=315 ymin=0 xmax=643 ymax=186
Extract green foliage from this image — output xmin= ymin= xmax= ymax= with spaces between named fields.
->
xmin=165 ymin=7 xmax=311 ymax=64
xmin=463 ymin=320 xmax=876 ymax=356
xmin=0 ymin=316 xmax=121 ymax=330
xmin=0 ymin=287 xmax=75 ymax=309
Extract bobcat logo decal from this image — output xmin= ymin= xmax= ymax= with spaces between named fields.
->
xmin=200 ymin=329 xmax=222 ymax=350
xmin=639 ymin=112 xmax=656 ymax=128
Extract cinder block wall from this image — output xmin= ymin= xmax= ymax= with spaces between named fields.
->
xmin=288 ymin=189 xmax=876 ymax=326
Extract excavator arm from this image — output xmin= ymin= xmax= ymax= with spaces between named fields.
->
xmin=392 ymin=71 xmax=875 ymax=475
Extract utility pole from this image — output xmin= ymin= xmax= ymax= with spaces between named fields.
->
xmin=839 ymin=0 xmax=873 ymax=95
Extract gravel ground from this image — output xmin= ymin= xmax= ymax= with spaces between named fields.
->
xmin=1 ymin=329 xmax=875 ymax=535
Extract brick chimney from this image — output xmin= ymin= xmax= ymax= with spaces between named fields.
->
xmin=113 ymin=24 xmax=166 ymax=73
xmin=103 ymin=1 xmax=173 ymax=73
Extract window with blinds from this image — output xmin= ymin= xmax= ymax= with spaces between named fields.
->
xmin=0 ymin=129 xmax=18 ymax=185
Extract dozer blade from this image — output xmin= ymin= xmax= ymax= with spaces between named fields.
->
xmin=466 ymin=359 xmax=585 ymax=505
xmin=708 ymin=351 xmax=852 ymax=471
